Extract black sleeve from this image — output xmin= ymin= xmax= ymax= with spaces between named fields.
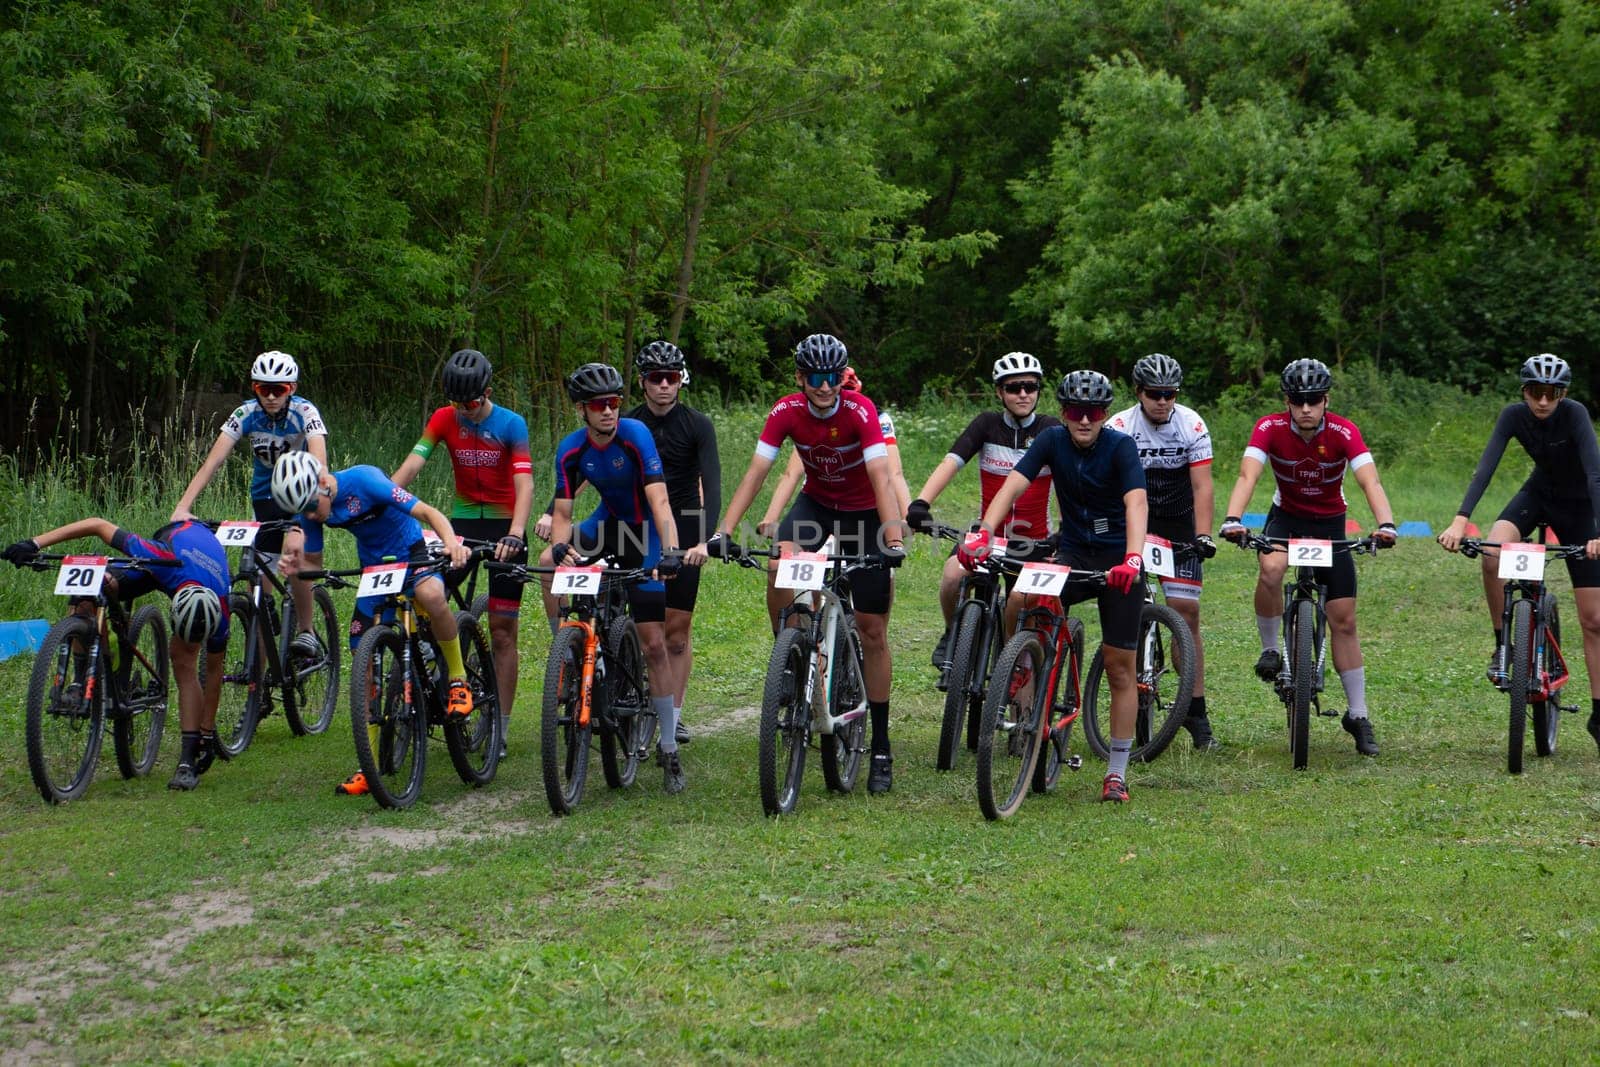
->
xmin=947 ymin=413 xmax=990 ymax=463
xmin=694 ymin=411 xmax=722 ymax=524
xmin=1456 ymin=405 xmax=1519 ymax=518
xmin=1566 ymin=402 xmax=1600 ymax=522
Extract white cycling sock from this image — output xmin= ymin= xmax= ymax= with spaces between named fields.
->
xmin=656 ymin=696 xmax=679 ymax=753
xmin=1340 ymin=666 xmax=1368 ymax=718
xmin=1108 ymin=737 xmax=1132 ymax=779
xmin=1256 ymin=615 xmax=1281 ymax=653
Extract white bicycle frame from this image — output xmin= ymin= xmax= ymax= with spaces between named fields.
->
xmin=785 ymin=537 xmax=868 ymax=736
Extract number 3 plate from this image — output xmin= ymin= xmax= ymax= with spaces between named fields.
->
xmin=1288 ymin=539 xmax=1334 ymax=568
xmin=1498 ymin=543 xmax=1546 ymax=581
xmin=775 ymin=550 xmax=827 ymax=591
xmin=55 ymin=556 xmax=108 ymax=597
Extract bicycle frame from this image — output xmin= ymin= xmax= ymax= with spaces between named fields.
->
xmin=774 ymin=554 xmax=872 ymax=738
xmin=1462 ymin=537 xmax=1579 ymax=702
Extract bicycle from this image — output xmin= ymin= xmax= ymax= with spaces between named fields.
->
xmin=976 ymin=558 xmax=1095 ymax=820
xmin=206 ymin=518 xmax=341 ymax=757
xmin=17 ymin=553 xmax=176 ymax=803
xmin=1080 ymin=539 xmax=1198 ymax=764
xmin=1237 ymin=531 xmax=1385 ymax=769
xmin=928 ymin=522 xmax=1018 ymax=772
xmin=1459 ymin=533 xmax=1585 ymax=774
xmin=301 ymin=548 xmax=500 ymax=809
xmin=493 ymin=554 xmax=658 ymax=816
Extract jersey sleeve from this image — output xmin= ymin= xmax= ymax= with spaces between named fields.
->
xmin=946 ymin=413 xmax=989 ymax=466
xmin=555 ymin=435 xmax=586 ymax=500
xmin=1243 ymin=416 xmax=1274 ymax=465
xmin=755 ymin=402 xmax=791 ymax=463
xmin=1188 ymin=413 xmax=1214 ymax=465
xmin=507 ymin=412 xmax=534 ymax=478
xmin=219 ymin=403 xmax=250 ymax=441
xmin=1343 ymin=418 xmax=1374 ymax=471
xmin=295 ymin=515 xmax=325 ymax=554
xmin=1114 ymin=435 xmax=1148 ymax=493
xmin=297 ymin=398 xmax=328 ymax=437
xmin=878 ymin=411 xmax=897 ymax=446
xmin=411 ymin=407 xmax=452 ymax=460
xmin=694 ymin=411 xmax=722 ymax=523
xmin=1012 ymin=426 xmax=1057 ymax=482
xmin=854 ymin=395 xmax=887 ymax=462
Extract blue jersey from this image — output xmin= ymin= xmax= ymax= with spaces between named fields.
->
xmin=553 ymin=419 xmax=665 ymax=525
xmin=1013 ymin=426 xmax=1146 ymax=556
xmin=220 ymin=396 xmax=328 ymax=501
xmin=111 ymin=521 xmax=233 ymax=649
xmin=297 ymin=465 xmax=425 ymax=564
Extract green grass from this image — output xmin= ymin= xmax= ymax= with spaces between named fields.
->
xmin=2 ymin=375 xmax=1597 ymax=1063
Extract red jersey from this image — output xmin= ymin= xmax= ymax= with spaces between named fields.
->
xmin=411 ymin=404 xmax=533 ymax=519
xmin=946 ymin=410 xmax=1058 ymax=540
xmin=1244 ymin=411 xmax=1373 ymax=518
xmin=756 ymin=390 xmax=887 ymax=512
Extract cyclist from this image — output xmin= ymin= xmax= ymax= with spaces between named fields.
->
xmin=1218 ymin=358 xmax=1398 ymax=757
xmin=1436 ymin=353 xmax=1600 ymax=754
xmin=537 ymin=362 xmax=687 ymax=794
xmin=390 ymin=349 xmax=531 ymax=759
xmin=4 ymin=519 xmax=231 ymax=791
xmin=904 ymin=351 xmax=1059 ymax=675
xmin=957 ymin=370 xmax=1148 ymax=804
xmin=269 ymin=452 xmax=475 ymax=796
xmin=695 ymin=334 xmax=907 ymax=795
xmin=1107 ymin=353 xmax=1219 ymax=749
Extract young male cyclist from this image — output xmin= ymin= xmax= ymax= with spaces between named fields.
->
xmin=537 ymin=363 xmax=687 ymax=794
xmin=904 ymin=351 xmax=1059 ymax=677
xmin=269 ymin=452 xmax=474 ymax=795
xmin=957 ymin=370 xmax=1148 ymax=803
xmin=694 ymin=334 xmax=907 ymax=794
xmin=1107 ymin=353 xmax=1219 ymax=749
xmin=5 ymin=519 xmax=231 ymax=791
xmin=1219 ymin=358 xmax=1398 ymax=757
xmin=1436 ymin=353 xmax=1600 ymax=754
xmin=391 ymin=348 xmax=531 ymax=758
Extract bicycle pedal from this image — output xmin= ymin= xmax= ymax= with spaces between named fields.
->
xmin=1066 ymin=755 xmax=1083 ymax=771
xmin=1561 ymin=704 xmax=1580 ymax=715
xmin=1318 ymin=707 xmax=1341 ymax=718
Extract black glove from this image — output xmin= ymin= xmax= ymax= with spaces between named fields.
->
xmin=905 ymin=498 xmax=933 ymax=534
xmin=1219 ymin=517 xmax=1247 ymax=544
xmin=880 ymin=543 xmax=907 ymax=568
xmin=497 ymin=533 xmax=526 ymax=558
xmin=2 ymin=539 xmax=40 ymax=566
xmin=1194 ymin=533 xmax=1217 ymax=559
xmin=656 ymin=551 xmax=683 ymax=579
xmin=549 ymin=542 xmax=571 ymax=567
xmin=706 ymin=532 xmax=735 ymax=561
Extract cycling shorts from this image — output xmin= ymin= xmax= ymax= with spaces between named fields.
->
xmin=452 ymin=517 xmax=528 ymax=616
xmin=1148 ymin=519 xmax=1202 ymax=602
xmin=250 ymin=497 xmax=295 ymax=555
xmin=775 ymin=493 xmax=892 ymax=615
xmin=1262 ymin=506 xmax=1356 ymax=601
xmin=1053 ymin=545 xmax=1144 ymax=651
xmin=571 ymin=516 xmax=666 ymax=624
xmin=349 ymin=541 xmax=438 ymax=649
xmin=1496 ymin=485 xmax=1600 ymax=588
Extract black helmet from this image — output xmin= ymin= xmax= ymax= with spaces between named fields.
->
xmin=794 ymin=333 xmax=849 ymax=373
xmin=565 ymin=362 xmax=625 ymax=402
xmin=442 ymin=349 xmax=492 ymax=401
xmin=636 ymin=340 xmax=686 ymax=374
xmin=1281 ymin=358 xmax=1333 ymax=395
xmin=1520 ymin=352 xmax=1571 ymax=388
xmin=1132 ymin=353 xmax=1183 ymax=389
xmin=1056 ymin=370 xmax=1114 ymax=407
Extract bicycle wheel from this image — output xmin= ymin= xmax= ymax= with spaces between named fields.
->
xmin=350 ymin=626 xmax=425 ymax=809
xmin=283 ymin=585 xmax=341 ymax=735
xmin=1289 ymin=599 xmax=1315 ymax=771
xmin=821 ymin=616 xmax=866 ymax=793
xmin=600 ymin=615 xmax=654 ymax=789
xmin=540 ymin=625 xmax=591 ymax=815
xmin=208 ymin=594 xmax=261 ymax=758
xmin=977 ymin=630 xmax=1046 ymax=821
xmin=1129 ymin=602 xmax=1197 ymax=762
xmin=1032 ymin=618 xmax=1084 ymax=794
xmin=470 ymin=591 xmax=489 ymax=620
xmin=758 ymin=628 xmax=810 ymax=816
xmin=1508 ymin=597 xmax=1533 ymax=775
xmin=445 ymin=611 xmax=501 ymax=787
xmin=937 ymin=601 xmax=986 ymax=771
xmin=112 ymin=605 xmax=170 ymax=779
xmin=25 ymin=616 xmax=104 ymax=803
xmin=1533 ymin=595 xmax=1560 ymax=758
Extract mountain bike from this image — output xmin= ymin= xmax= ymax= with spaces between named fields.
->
xmin=1239 ymin=532 xmax=1385 ymax=769
xmin=976 ymin=559 xmax=1094 ymax=820
xmin=16 ymin=553 xmax=176 ymax=803
xmin=1080 ymin=540 xmax=1198 ymax=764
xmin=301 ymin=548 xmax=500 ymax=809
xmin=929 ymin=522 xmax=1017 ymax=772
xmin=1459 ymin=534 xmax=1585 ymax=774
xmin=206 ymin=518 xmax=341 ymax=757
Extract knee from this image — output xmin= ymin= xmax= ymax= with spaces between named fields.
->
xmin=1576 ymin=605 xmax=1600 ymax=635
xmin=1103 ymin=651 xmax=1136 ymax=687
xmin=855 ymin=616 xmax=888 ymax=649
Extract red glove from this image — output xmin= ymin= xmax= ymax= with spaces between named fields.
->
xmin=1107 ymin=552 xmax=1144 ymax=593
xmin=957 ymin=528 xmax=993 ymax=570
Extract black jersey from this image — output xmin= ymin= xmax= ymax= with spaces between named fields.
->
xmin=625 ymin=401 xmax=722 ymax=530
xmin=1457 ymin=399 xmax=1600 ymax=519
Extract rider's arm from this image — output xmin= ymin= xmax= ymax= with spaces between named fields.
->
xmin=411 ymin=499 xmax=468 ymax=566
xmin=865 ymin=455 xmax=905 ymax=545
xmin=1222 ymin=454 xmax=1266 ymax=523
xmin=1190 ymin=462 xmax=1215 ymax=538
xmin=390 ymin=452 xmax=427 ymax=488
xmin=645 ymin=482 xmax=679 ymax=551
xmin=885 ymin=442 xmax=912 ymax=519
xmin=1123 ymin=487 xmax=1149 ymax=559
xmin=758 ymin=450 xmax=803 ymax=532
xmin=717 ymin=453 xmax=777 ymax=537
xmin=307 ymin=434 xmax=329 ymax=469
xmin=171 ymin=433 xmax=238 ymax=521
xmin=913 ymin=456 xmax=962 ymax=507
xmin=1351 ymin=462 xmax=1395 ymax=528
xmin=29 ymin=517 xmax=119 ymax=550
xmin=548 ymin=498 xmax=575 ymax=548
xmin=695 ymin=413 xmax=722 ymax=536
xmin=1454 ymin=404 xmax=1518 ymax=523
xmin=510 ymin=472 xmax=534 ymax=542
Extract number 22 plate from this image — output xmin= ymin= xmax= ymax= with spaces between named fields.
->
xmin=55 ymin=556 xmax=108 ymax=596
xmin=774 ymin=551 xmax=827 ymax=591
xmin=1498 ymin=543 xmax=1546 ymax=581
xmin=1288 ymin=539 xmax=1333 ymax=568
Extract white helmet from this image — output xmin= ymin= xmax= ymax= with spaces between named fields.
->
xmin=992 ymin=352 xmax=1044 ymax=382
xmin=171 ymin=583 xmax=223 ymax=644
xmin=252 ymin=350 xmax=299 ymax=383
xmin=270 ymin=451 xmax=324 ymax=513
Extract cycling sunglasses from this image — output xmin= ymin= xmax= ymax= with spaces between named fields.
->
xmin=1524 ymin=383 xmax=1565 ymax=402
xmin=643 ymin=371 xmax=682 ymax=386
xmin=585 ymin=396 xmax=622 ymax=412
xmin=1064 ymin=404 xmax=1108 ymax=423
xmin=252 ymin=382 xmax=291 ymax=399
xmin=1000 ymin=380 xmax=1041 ymax=395
xmin=1287 ymin=392 xmax=1328 ymax=407
xmin=1142 ymin=388 xmax=1179 ymax=401
xmin=803 ymin=371 xmax=843 ymax=389
xmin=450 ymin=395 xmax=485 ymax=411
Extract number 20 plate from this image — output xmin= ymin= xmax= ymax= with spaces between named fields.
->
xmin=775 ymin=551 xmax=827 ymax=591
xmin=1288 ymin=539 xmax=1334 ymax=568
xmin=1498 ymin=543 xmax=1546 ymax=581
xmin=55 ymin=556 xmax=108 ymax=596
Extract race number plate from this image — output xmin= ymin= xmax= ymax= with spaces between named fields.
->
xmin=551 ymin=566 xmax=604 ymax=596
xmin=1498 ymin=543 xmax=1546 ymax=581
xmin=356 ymin=562 xmax=408 ymax=599
xmin=1143 ymin=535 xmax=1176 ymax=578
xmin=1287 ymin=539 xmax=1334 ymax=568
xmin=775 ymin=550 xmax=827 ymax=591
xmin=216 ymin=521 xmax=261 ymax=547
xmin=422 ymin=528 xmax=444 ymax=550
xmin=1017 ymin=562 xmax=1071 ymax=597
xmin=55 ymin=556 xmax=108 ymax=597
xmin=990 ymin=536 xmax=1009 ymax=559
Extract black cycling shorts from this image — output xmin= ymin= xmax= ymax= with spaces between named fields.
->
xmin=250 ymin=497 xmax=295 ymax=555
xmin=775 ymin=493 xmax=893 ymax=615
xmin=452 ymin=517 xmax=528 ymax=616
xmin=1263 ymin=506 xmax=1356 ymax=601
xmin=1496 ymin=485 xmax=1600 ymax=588
xmin=569 ymin=519 xmax=666 ymax=625
xmin=665 ymin=506 xmax=704 ymax=613
xmin=1055 ymin=546 xmax=1144 ymax=651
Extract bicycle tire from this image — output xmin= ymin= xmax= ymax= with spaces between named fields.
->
xmin=758 ymin=627 xmax=810 ymax=816
xmin=1508 ymin=597 xmax=1533 ymax=775
xmin=600 ymin=615 xmax=654 ymax=789
xmin=25 ymin=616 xmax=104 ymax=804
xmin=1533 ymin=595 xmax=1560 ymax=758
xmin=211 ymin=593 xmax=261 ymax=758
xmin=977 ymin=630 xmax=1046 ymax=821
xmin=283 ymin=585 xmax=341 ymax=735
xmin=937 ymin=601 xmax=986 ymax=771
xmin=1032 ymin=618 xmax=1084 ymax=794
xmin=1130 ymin=602 xmax=1197 ymax=762
xmin=1289 ymin=599 xmax=1315 ymax=770
xmin=470 ymin=591 xmax=489 ymax=621
xmin=112 ymin=605 xmax=169 ymax=779
xmin=351 ymin=626 xmax=426 ymax=809
xmin=445 ymin=611 xmax=501 ymax=787
xmin=541 ymin=625 xmax=591 ymax=815
xmin=821 ymin=616 xmax=866 ymax=793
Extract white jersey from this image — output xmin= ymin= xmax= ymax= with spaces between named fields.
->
xmin=1106 ymin=402 xmax=1212 ymax=523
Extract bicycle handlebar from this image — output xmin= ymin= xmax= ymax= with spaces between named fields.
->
xmin=19 ymin=553 xmax=180 ymax=573
xmin=1236 ymin=532 xmax=1386 ymax=556
xmin=296 ymin=544 xmax=495 ymax=589
xmin=1458 ymin=538 xmax=1590 ymax=562
xmin=484 ymin=559 xmax=652 ymax=587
